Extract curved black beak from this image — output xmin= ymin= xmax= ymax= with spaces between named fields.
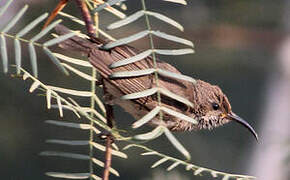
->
xmin=228 ymin=112 xmax=258 ymax=141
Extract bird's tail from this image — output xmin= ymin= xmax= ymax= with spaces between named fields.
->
xmin=55 ymin=25 xmax=115 ymax=79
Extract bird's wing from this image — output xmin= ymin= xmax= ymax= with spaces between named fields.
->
xmin=89 ymin=43 xmax=194 ymax=108
xmin=55 ymin=25 xmax=193 ymax=110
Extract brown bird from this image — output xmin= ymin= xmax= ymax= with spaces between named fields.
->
xmin=56 ymin=25 xmax=258 ymax=140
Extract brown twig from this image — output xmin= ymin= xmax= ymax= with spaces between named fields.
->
xmin=102 ymin=106 xmax=114 ymax=180
xmin=102 ymin=79 xmax=114 ymax=180
xmin=102 ymin=126 xmax=113 ymax=180
xmin=75 ymin=0 xmax=96 ymax=37
xmin=43 ymin=0 xmax=69 ymax=29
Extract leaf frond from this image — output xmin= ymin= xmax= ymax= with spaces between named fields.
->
xmin=0 ymin=0 xmax=67 ymax=76
xmin=124 ymin=144 xmax=257 ymax=179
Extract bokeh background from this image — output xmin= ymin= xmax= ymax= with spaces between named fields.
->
xmin=0 ymin=0 xmax=289 ymax=179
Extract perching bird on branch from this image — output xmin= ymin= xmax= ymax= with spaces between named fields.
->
xmin=55 ymin=25 xmax=258 ymax=141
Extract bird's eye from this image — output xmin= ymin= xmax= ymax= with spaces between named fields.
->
xmin=212 ymin=103 xmax=219 ymax=110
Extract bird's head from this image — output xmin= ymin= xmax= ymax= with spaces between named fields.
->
xmin=194 ymin=80 xmax=258 ymax=141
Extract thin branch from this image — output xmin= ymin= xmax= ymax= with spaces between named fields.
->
xmin=43 ymin=0 xmax=69 ymax=29
xmin=89 ymin=7 xmax=100 ymax=180
xmin=102 ymin=78 xmax=115 ymax=180
xmin=141 ymin=0 xmax=164 ymax=123
xmin=89 ymin=67 xmax=97 ymax=180
xmin=75 ymin=0 xmax=96 ymax=37
xmin=103 ymin=131 xmax=113 ymax=180
xmin=102 ymin=104 xmax=114 ymax=180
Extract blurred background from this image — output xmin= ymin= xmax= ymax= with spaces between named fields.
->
xmin=0 ymin=0 xmax=289 ymax=179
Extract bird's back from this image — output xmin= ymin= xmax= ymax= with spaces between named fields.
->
xmin=56 ymin=25 xmax=194 ymax=106
xmin=56 ymin=25 xmax=197 ymax=130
